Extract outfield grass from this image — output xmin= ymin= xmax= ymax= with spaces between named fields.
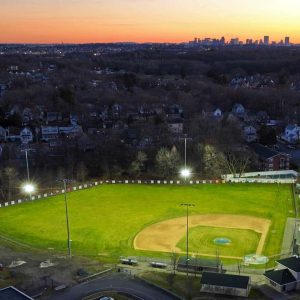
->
xmin=177 ymin=226 xmax=261 ymax=257
xmin=0 ymin=184 xmax=294 ymax=260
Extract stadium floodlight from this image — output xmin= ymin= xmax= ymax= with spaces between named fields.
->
xmin=180 ymin=168 xmax=191 ymax=179
xmin=22 ymin=183 xmax=35 ymax=194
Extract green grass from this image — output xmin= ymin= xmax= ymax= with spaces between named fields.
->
xmin=0 ymin=184 xmax=294 ymax=261
xmin=177 ymin=226 xmax=261 ymax=257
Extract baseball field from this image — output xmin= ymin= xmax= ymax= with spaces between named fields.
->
xmin=0 ymin=183 xmax=295 ymax=261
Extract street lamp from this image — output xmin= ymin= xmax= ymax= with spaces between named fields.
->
xmin=57 ymin=179 xmax=72 ymax=258
xmin=180 ymin=203 xmax=195 ymax=280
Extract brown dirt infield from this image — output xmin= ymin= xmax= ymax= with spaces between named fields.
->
xmin=134 ymin=214 xmax=271 ymax=259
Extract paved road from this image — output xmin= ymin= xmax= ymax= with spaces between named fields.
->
xmin=48 ymin=273 xmax=181 ymax=300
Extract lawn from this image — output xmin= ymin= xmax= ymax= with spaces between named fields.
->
xmin=177 ymin=226 xmax=261 ymax=257
xmin=0 ymin=183 xmax=294 ymax=260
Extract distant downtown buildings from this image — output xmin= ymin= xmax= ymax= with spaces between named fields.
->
xmin=190 ymin=35 xmax=291 ymax=47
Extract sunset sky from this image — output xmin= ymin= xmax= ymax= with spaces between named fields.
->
xmin=1 ymin=0 xmax=300 ymax=44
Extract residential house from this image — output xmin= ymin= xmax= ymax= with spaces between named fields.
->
xmin=58 ymin=125 xmax=83 ymax=138
xmin=41 ymin=126 xmax=59 ymax=141
xmin=200 ymin=272 xmax=251 ymax=297
xmin=22 ymin=108 xmax=33 ymax=125
xmin=167 ymin=119 xmax=184 ymax=135
xmin=257 ymin=111 xmax=270 ymax=124
xmin=0 ymin=126 xmax=7 ymax=141
xmin=202 ymin=108 xmax=223 ymax=119
xmin=165 ymin=104 xmax=183 ymax=119
xmin=6 ymin=127 xmax=20 ymax=142
xmin=282 ymin=124 xmax=300 ymax=144
xmin=264 ymin=257 xmax=300 ymax=293
xmin=212 ymin=108 xmax=222 ymax=118
xmin=45 ymin=112 xmax=62 ymax=123
xmin=232 ymin=103 xmax=246 ymax=117
xmin=243 ymin=125 xmax=258 ymax=143
xmin=70 ymin=114 xmax=78 ymax=126
xmin=0 ymin=83 xmax=7 ymax=98
xmin=252 ymin=143 xmax=290 ymax=171
xmin=20 ymin=127 xmax=33 ymax=144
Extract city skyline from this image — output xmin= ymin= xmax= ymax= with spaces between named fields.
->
xmin=0 ymin=0 xmax=300 ymax=43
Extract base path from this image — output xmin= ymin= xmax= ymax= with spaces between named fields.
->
xmin=134 ymin=214 xmax=271 ymax=258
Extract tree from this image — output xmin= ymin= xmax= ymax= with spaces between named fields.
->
xmin=219 ymin=150 xmax=251 ymax=178
xmin=129 ymin=151 xmax=148 ymax=177
xmin=0 ymin=167 xmax=18 ymax=202
xmin=156 ymin=146 xmax=180 ymax=179
xmin=259 ymin=125 xmax=277 ymax=146
xmin=77 ymin=162 xmax=88 ymax=182
xmin=170 ymin=251 xmax=179 ymax=275
xmin=201 ymin=144 xmax=225 ymax=178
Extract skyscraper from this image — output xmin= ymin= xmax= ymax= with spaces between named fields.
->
xmin=264 ymin=36 xmax=269 ymax=45
xmin=285 ymin=37 xmax=290 ymax=46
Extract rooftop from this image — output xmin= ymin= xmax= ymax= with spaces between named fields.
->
xmin=277 ymin=256 xmax=300 ymax=273
xmin=0 ymin=286 xmax=33 ymax=300
xmin=252 ymin=143 xmax=287 ymax=160
xmin=264 ymin=269 xmax=297 ymax=286
xmin=201 ymin=272 xmax=250 ymax=289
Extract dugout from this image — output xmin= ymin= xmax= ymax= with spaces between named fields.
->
xmin=200 ymin=272 xmax=251 ymax=297
xmin=177 ymin=256 xmax=220 ymax=273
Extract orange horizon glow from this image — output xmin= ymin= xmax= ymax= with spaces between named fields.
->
xmin=1 ymin=0 xmax=300 ymax=44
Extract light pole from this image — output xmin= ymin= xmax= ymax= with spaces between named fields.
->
xmin=21 ymin=148 xmax=34 ymax=198
xmin=181 ymin=203 xmax=195 ymax=280
xmin=58 ymin=179 xmax=72 ymax=258
xmin=180 ymin=136 xmax=192 ymax=183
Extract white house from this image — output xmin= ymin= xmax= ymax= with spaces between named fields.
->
xmin=283 ymin=124 xmax=300 ymax=144
xmin=20 ymin=127 xmax=33 ymax=144
xmin=41 ymin=126 xmax=59 ymax=141
xmin=243 ymin=125 xmax=258 ymax=143
xmin=213 ymin=108 xmax=223 ymax=118
xmin=232 ymin=103 xmax=246 ymax=116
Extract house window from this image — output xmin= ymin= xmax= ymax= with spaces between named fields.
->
xmin=280 ymin=158 xmax=285 ymax=168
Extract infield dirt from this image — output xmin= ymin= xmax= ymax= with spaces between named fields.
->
xmin=134 ymin=214 xmax=271 ymax=259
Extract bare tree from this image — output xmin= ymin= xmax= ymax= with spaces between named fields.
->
xmin=170 ymin=251 xmax=179 ymax=275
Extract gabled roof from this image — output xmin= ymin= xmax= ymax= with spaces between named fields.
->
xmin=201 ymin=272 xmax=250 ymax=289
xmin=0 ymin=286 xmax=33 ymax=300
xmin=286 ymin=124 xmax=299 ymax=131
xmin=264 ymin=269 xmax=297 ymax=286
xmin=277 ymin=256 xmax=300 ymax=272
xmin=252 ymin=143 xmax=288 ymax=160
